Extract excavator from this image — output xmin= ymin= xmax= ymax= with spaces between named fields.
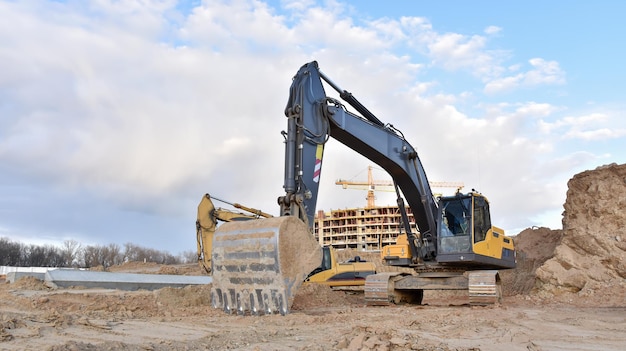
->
xmin=210 ymin=61 xmax=516 ymax=315
xmin=196 ymin=193 xmax=375 ymax=282
xmin=196 ymin=194 xmax=273 ymax=274
xmin=304 ymin=246 xmax=376 ymax=287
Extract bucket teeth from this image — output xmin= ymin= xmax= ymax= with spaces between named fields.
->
xmin=210 ymin=287 xmax=288 ymax=315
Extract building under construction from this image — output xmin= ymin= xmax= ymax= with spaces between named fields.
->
xmin=313 ymin=205 xmax=416 ymax=251
xmin=313 ymin=166 xmax=463 ymax=252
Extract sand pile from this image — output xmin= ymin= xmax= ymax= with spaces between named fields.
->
xmin=535 ymin=163 xmax=626 ymax=302
xmin=500 ymin=226 xmax=562 ymax=296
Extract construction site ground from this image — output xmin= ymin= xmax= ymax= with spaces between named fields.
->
xmin=2 ymin=164 xmax=625 ymax=351
xmin=0 ymin=265 xmax=624 ymax=351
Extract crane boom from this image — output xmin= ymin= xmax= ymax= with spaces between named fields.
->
xmin=335 ymin=165 xmax=464 ymax=207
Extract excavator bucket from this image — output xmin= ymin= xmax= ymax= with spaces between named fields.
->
xmin=210 ymin=216 xmax=322 ymax=315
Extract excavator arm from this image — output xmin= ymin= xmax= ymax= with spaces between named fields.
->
xmin=280 ymin=61 xmax=438 ymax=262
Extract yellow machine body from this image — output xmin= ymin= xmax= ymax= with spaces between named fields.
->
xmin=305 ymin=246 xmax=376 ymax=287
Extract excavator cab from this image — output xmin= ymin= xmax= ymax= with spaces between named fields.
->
xmin=381 ymin=192 xmax=515 ymax=270
xmin=437 ymin=193 xmax=516 ymax=269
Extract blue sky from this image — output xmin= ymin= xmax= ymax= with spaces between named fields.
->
xmin=1 ymin=0 xmax=624 ymax=255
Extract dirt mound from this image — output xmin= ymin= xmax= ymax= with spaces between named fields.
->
xmin=156 ymin=264 xmax=206 ymax=276
xmin=291 ymin=283 xmax=363 ymax=311
xmin=514 ymin=227 xmax=563 ymax=262
xmin=535 ymin=163 xmax=626 ymax=304
xmin=154 ymin=284 xmax=213 ymax=309
xmin=10 ymin=276 xmax=50 ymax=290
xmin=104 ymin=262 xmax=206 ymax=276
xmin=500 ymin=227 xmax=562 ymax=296
xmin=106 ymin=261 xmax=161 ymax=273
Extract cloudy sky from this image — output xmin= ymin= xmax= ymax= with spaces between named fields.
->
xmin=1 ymin=0 xmax=624 ymax=255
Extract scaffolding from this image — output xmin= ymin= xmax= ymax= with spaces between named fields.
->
xmin=314 ymin=205 xmax=417 ymax=252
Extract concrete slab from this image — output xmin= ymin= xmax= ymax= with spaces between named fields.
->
xmin=44 ymin=270 xmax=212 ymax=291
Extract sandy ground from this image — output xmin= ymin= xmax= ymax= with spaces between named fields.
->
xmin=1 ymin=268 xmax=625 ymax=351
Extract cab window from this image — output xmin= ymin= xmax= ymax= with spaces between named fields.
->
xmin=473 ymin=196 xmax=491 ymax=243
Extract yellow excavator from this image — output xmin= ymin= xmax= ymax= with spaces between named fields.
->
xmin=210 ymin=61 xmax=516 ymax=315
xmin=196 ymin=194 xmax=273 ymax=274
xmin=304 ymin=246 xmax=375 ymax=287
xmin=196 ymin=194 xmax=375 ymax=283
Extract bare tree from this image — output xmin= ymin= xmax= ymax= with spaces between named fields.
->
xmin=0 ymin=237 xmax=23 ymax=266
xmin=23 ymin=244 xmax=63 ymax=267
xmin=61 ymin=239 xmax=81 ymax=267
xmin=83 ymin=245 xmax=105 ymax=268
xmin=123 ymin=242 xmax=141 ymax=262
xmin=1 ymin=237 xmax=185 ymax=268
xmin=104 ymin=243 xmax=123 ymax=267
xmin=180 ymin=250 xmax=198 ymax=264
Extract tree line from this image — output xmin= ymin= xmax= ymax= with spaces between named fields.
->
xmin=0 ymin=237 xmax=197 ymax=269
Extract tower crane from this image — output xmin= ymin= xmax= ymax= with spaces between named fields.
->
xmin=335 ymin=166 xmax=464 ymax=208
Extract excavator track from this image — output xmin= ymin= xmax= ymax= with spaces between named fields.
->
xmin=210 ymin=216 xmax=322 ymax=315
xmin=365 ymin=270 xmax=502 ymax=306
xmin=468 ymin=270 xmax=502 ymax=305
xmin=364 ymin=273 xmax=402 ymax=306
xmin=364 ymin=272 xmax=424 ymax=306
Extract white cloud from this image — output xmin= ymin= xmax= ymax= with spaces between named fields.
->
xmin=538 ymin=112 xmax=626 ymax=141
xmin=390 ymin=17 xmax=566 ymax=96
xmin=515 ymin=102 xmax=558 ymax=118
xmin=429 ymin=33 xmax=489 ymax=69
xmin=411 ymin=24 xmax=504 ymax=78
xmin=369 ymin=17 xmax=408 ymax=43
xmin=564 ymin=128 xmax=626 ymax=141
xmin=484 ymin=25 xmax=502 ymax=35
xmin=484 ymin=58 xmax=565 ymax=94
xmin=526 ymin=58 xmax=565 ymax=84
